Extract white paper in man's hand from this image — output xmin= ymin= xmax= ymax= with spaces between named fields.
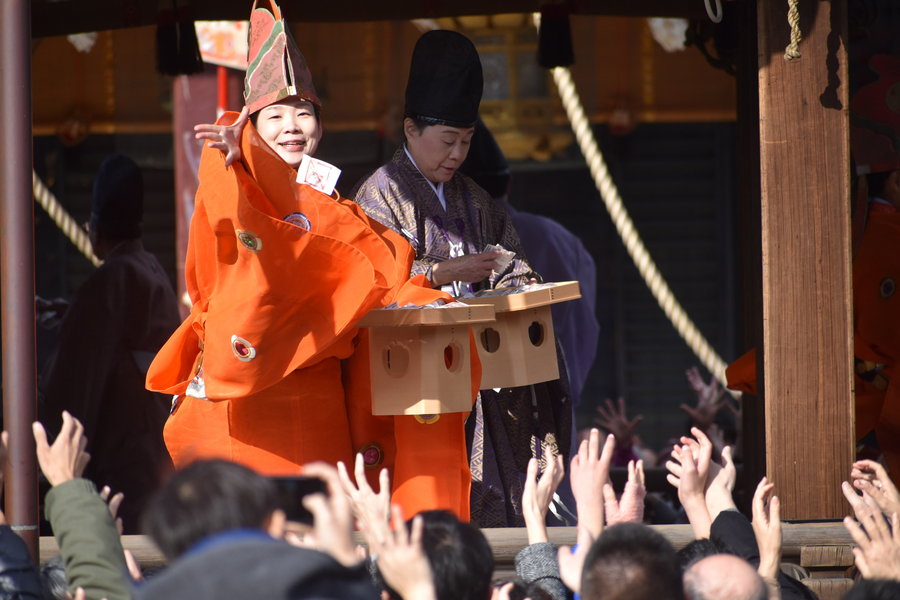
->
xmin=483 ymin=243 xmax=516 ymax=272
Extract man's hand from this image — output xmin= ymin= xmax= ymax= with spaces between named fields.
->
xmin=97 ymin=485 xmax=144 ymax=582
xmin=594 ymin=397 xmax=643 ymax=449
xmin=522 ymin=448 xmax=565 ymax=544
xmin=682 ymin=367 xmax=727 ymax=430
xmin=295 ymin=462 xmax=358 ymax=567
xmin=558 ymin=525 xmax=593 ymax=595
xmin=752 ymin=477 xmax=782 ymax=595
xmin=99 ymin=486 xmax=124 ymax=536
xmin=844 ymin=510 xmax=900 ymax=581
xmin=570 ymin=429 xmax=615 ymax=538
xmin=372 ymin=508 xmax=436 ymax=600
xmin=704 ymin=446 xmax=737 ymax=519
xmin=677 ymin=427 xmax=715 ymax=487
xmin=605 ymin=460 xmax=646 ymax=525
xmin=491 ymin=582 xmax=517 ymax=600
xmin=851 ymin=460 xmax=900 ymax=518
xmin=194 ymin=106 xmax=249 ymax=167
xmin=842 ymin=480 xmax=881 ymax=523
xmin=33 ymin=411 xmax=90 ymax=487
xmin=430 ymin=251 xmax=502 ymax=285
xmin=705 ymin=423 xmax=727 ymax=460
xmin=337 ymin=453 xmax=391 ymax=533
xmin=666 ymin=447 xmax=704 ymax=501
xmin=666 ymin=446 xmax=712 ymax=538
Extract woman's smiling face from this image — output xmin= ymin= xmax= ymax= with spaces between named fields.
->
xmin=255 ymin=97 xmax=322 ymax=168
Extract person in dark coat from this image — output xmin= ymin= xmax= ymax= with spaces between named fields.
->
xmin=39 ymin=153 xmax=180 ymax=532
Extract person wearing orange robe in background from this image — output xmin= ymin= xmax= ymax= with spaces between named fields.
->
xmin=146 ymin=0 xmax=477 ymax=519
xmin=848 ymin=54 xmax=900 ymax=476
xmin=726 ymin=55 xmax=900 ymax=476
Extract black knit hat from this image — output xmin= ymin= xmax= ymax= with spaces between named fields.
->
xmin=459 ymin=118 xmax=510 ymax=199
xmin=91 ymin=153 xmax=143 ymax=239
xmin=404 ymin=30 xmax=483 ymax=128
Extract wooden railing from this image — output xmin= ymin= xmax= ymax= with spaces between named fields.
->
xmin=36 ymin=523 xmax=856 ymax=600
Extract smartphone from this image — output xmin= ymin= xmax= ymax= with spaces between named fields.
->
xmin=270 ymin=476 xmax=327 ymax=524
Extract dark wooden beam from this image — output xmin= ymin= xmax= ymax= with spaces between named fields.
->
xmin=735 ymin=0 xmax=764 ymax=515
xmin=1 ymin=0 xmax=39 ymax=559
xmin=757 ymin=0 xmax=853 ymax=519
xmin=32 ymin=0 xmax=707 ymax=38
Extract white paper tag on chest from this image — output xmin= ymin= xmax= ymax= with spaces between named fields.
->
xmin=296 ymin=154 xmax=341 ymax=196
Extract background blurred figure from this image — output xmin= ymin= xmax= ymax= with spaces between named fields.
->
xmin=459 ymin=117 xmax=599 ymax=411
xmin=460 ymin=118 xmax=598 ymax=524
xmin=849 ymin=54 xmax=900 ymax=476
xmin=39 ymin=153 xmax=180 ymax=532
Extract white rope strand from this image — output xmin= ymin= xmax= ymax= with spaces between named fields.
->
xmin=551 ymin=66 xmax=732 ymax=391
xmin=33 ymin=170 xmax=101 ymax=267
xmin=704 ymin=0 xmax=723 ymax=23
xmin=533 ymin=14 xmax=734 ymax=393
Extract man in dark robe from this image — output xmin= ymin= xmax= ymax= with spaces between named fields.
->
xmin=460 ymin=118 xmax=600 ymax=410
xmin=40 ymin=153 xmax=180 ymax=532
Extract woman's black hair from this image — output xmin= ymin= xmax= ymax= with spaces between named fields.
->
xmin=249 ymin=100 xmax=320 ymax=127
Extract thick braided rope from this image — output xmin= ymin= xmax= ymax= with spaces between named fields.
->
xmin=547 ymin=65 xmax=733 ymax=392
xmin=33 ymin=170 xmax=101 ymax=267
xmin=784 ymin=0 xmax=802 ymax=61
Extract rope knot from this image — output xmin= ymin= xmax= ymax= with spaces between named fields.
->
xmin=784 ymin=0 xmax=802 ymax=61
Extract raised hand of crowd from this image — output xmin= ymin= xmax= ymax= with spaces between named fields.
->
xmin=843 ymin=462 xmax=900 ymax=584
xmin=604 ymin=459 xmax=646 ymax=525
xmin=569 ymin=428 xmax=615 ymax=539
xmin=682 ymin=366 xmax=729 ymax=430
xmin=752 ymin=477 xmax=782 ymax=600
xmin=521 ymin=445 xmax=564 ymax=545
xmin=594 ymin=396 xmax=643 ymax=450
xmin=850 ymin=459 xmax=900 ymax=517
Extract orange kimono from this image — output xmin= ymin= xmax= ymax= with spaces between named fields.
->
xmin=853 ymin=205 xmax=900 ymax=473
xmin=147 ymin=112 xmax=476 ymax=518
xmin=726 ymin=205 xmax=900 ymax=474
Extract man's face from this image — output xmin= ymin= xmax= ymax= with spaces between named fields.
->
xmin=405 ymin=120 xmax=474 ymax=184
xmin=255 ymin=98 xmax=322 ymax=168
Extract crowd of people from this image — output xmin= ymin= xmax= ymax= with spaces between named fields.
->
xmin=0 ymin=410 xmax=897 ymax=600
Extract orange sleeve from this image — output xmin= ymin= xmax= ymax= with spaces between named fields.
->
xmin=725 ymin=348 xmax=757 ymax=395
xmin=148 ymin=112 xmax=406 ymax=398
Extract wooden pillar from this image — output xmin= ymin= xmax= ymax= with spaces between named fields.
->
xmin=757 ymin=0 xmax=853 ymax=519
xmin=1 ymin=0 xmax=39 ymax=558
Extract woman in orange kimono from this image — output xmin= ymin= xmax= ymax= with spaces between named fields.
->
xmin=146 ymin=0 xmax=476 ymax=519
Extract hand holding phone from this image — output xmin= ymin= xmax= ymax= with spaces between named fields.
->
xmin=270 ymin=476 xmax=326 ymax=524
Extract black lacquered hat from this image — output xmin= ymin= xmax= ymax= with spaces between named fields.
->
xmin=404 ymin=30 xmax=483 ymax=128
xmin=91 ymin=153 xmax=143 ymax=238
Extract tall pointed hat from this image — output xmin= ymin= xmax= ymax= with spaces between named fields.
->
xmin=405 ymin=30 xmax=483 ymax=128
xmin=851 ymin=54 xmax=900 ymax=175
xmin=244 ymin=0 xmax=319 ymax=115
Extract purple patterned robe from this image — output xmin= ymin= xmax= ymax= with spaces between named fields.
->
xmin=352 ymin=148 xmax=572 ymax=527
xmin=351 ymin=148 xmax=536 ymax=293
